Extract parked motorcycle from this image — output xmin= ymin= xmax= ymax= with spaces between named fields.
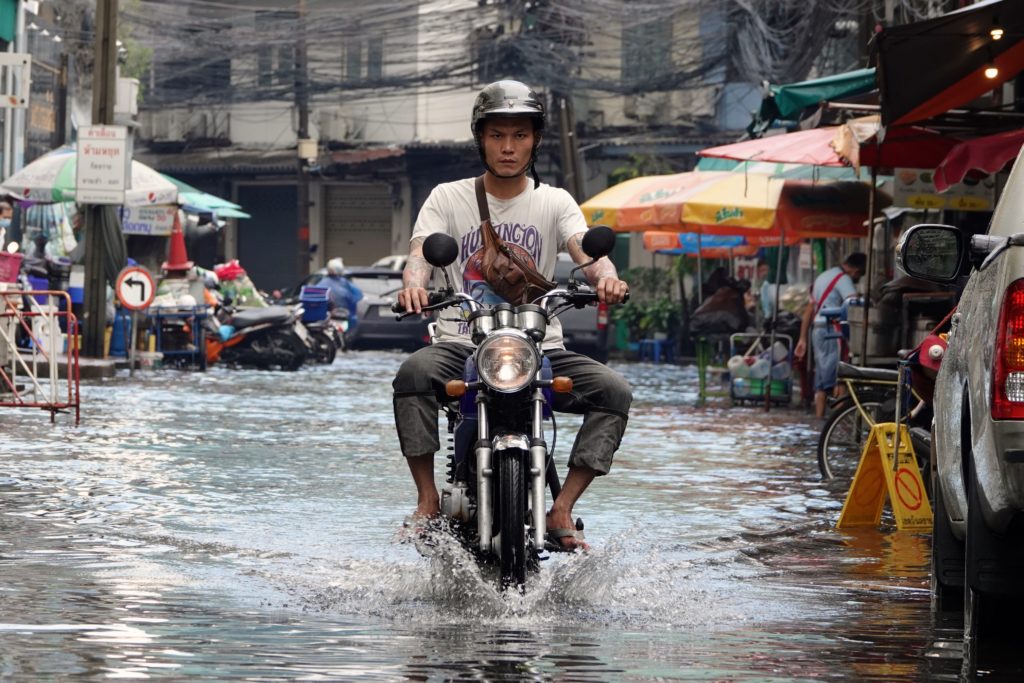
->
xmin=394 ymin=226 xmax=622 ymax=591
xmin=204 ymin=299 xmax=310 ymax=371
xmin=304 ymin=309 xmax=347 ymax=364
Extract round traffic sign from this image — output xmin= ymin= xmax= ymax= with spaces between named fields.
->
xmin=116 ymin=266 xmax=156 ymax=311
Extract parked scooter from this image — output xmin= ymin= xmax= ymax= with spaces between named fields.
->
xmin=304 ymin=309 xmax=347 ymax=364
xmin=393 ymin=226 xmax=624 ymax=591
xmin=204 ymin=297 xmax=310 ymax=370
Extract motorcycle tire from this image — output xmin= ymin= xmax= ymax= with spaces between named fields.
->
xmin=497 ymin=449 xmax=528 ymax=591
xmin=270 ymin=330 xmax=307 ymax=371
xmin=311 ymin=329 xmax=338 ymax=365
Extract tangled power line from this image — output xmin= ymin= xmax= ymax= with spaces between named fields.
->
xmin=49 ymin=1 xmax=952 ymax=113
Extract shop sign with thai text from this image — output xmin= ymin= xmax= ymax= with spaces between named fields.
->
xmin=75 ymin=125 xmax=130 ymax=204
xmin=894 ymin=168 xmax=995 ymax=212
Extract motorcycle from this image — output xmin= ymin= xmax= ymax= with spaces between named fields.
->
xmin=304 ymin=309 xmax=347 ymax=364
xmin=204 ymin=298 xmax=311 ymax=371
xmin=393 ymin=226 xmax=622 ymax=590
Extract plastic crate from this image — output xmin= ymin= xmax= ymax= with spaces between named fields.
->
xmin=731 ymin=377 xmax=790 ymax=403
xmin=0 ymin=252 xmax=22 ymax=283
xmin=300 ymin=285 xmax=330 ymax=322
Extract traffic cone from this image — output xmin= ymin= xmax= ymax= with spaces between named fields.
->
xmin=162 ymin=212 xmax=194 ymax=272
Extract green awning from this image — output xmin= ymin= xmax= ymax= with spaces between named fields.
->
xmin=749 ymin=68 xmax=877 ymax=136
xmin=162 ymin=173 xmax=250 ymax=219
xmin=0 ymin=0 xmax=16 ymax=44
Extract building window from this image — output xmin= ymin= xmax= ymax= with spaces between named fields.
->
xmin=344 ymin=41 xmax=362 ymax=80
xmin=343 ymin=38 xmax=384 ymax=82
xmin=255 ymin=10 xmax=296 ymax=89
xmin=366 ymin=37 xmax=383 ymax=80
xmin=276 ymin=46 xmax=295 ymax=86
xmin=622 ymin=19 xmax=672 ymax=83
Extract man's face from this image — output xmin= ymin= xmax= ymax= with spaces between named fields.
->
xmin=0 ymin=203 xmax=12 ymax=221
xmin=481 ymin=117 xmax=535 ymax=177
xmin=851 ymin=268 xmax=865 ymax=284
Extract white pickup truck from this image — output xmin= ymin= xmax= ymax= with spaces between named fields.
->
xmin=897 ymin=146 xmax=1024 ymax=663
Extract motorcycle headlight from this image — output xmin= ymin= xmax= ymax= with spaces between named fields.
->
xmin=476 ymin=330 xmax=540 ymax=393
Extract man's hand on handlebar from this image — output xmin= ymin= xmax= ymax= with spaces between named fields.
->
xmin=595 ymin=276 xmax=630 ymax=305
xmin=397 ymin=287 xmax=430 ymax=314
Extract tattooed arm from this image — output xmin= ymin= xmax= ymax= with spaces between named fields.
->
xmin=397 ymin=236 xmax=432 ymax=313
xmin=565 ymin=232 xmax=630 ymax=305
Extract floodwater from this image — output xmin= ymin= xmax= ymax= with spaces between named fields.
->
xmin=0 ymin=352 xmax=989 ymax=680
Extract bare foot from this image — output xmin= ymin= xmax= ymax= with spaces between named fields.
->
xmin=546 ymin=510 xmax=589 ymax=551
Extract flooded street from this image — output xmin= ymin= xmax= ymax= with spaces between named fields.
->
xmin=0 ymin=353 xmax=969 ymax=680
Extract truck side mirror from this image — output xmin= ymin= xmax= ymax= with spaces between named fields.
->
xmin=896 ymin=224 xmax=963 ymax=283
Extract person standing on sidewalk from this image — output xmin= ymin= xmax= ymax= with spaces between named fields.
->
xmin=794 ymin=252 xmax=866 ymax=418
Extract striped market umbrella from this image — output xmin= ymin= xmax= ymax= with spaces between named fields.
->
xmin=0 ymin=146 xmax=178 ymax=207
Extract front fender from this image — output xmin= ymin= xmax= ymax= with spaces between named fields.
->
xmin=492 ymin=433 xmax=530 ymax=452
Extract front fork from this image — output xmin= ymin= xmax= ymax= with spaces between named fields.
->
xmin=475 ymin=389 xmax=549 ymax=553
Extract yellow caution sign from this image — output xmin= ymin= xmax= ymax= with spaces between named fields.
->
xmin=837 ymin=423 xmax=933 ymax=531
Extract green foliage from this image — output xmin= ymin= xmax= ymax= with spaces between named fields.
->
xmin=612 ymin=296 xmax=680 ymax=338
xmin=607 ymin=153 xmax=673 ymax=187
xmin=618 ymin=266 xmax=673 ymax=302
xmin=119 ymin=1 xmax=152 ymax=101
xmin=613 ymin=265 xmax=682 ymax=338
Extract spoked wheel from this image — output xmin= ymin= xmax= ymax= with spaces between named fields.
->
xmin=817 ymin=397 xmax=890 ymax=483
xmin=497 ymin=450 xmax=528 ymax=591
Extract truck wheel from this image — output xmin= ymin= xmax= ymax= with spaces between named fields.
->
xmin=930 ymin=428 xmax=963 ymax=612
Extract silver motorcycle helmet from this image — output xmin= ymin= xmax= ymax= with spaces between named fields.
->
xmin=471 ymin=80 xmax=545 ymax=187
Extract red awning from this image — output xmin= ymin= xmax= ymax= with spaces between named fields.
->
xmin=876 ymin=0 xmax=1024 ymax=126
xmin=697 ymin=128 xmax=847 ymax=166
xmin=933 ymin=128 xmax=1024 ymax=192
xmin=701 ymin=117 xmax=961 ymax=173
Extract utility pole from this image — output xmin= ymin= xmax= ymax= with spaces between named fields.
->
xmin=295 ymin=0 xmax=310 ymax=281
xmin=556 ymin=93 xmax=584 ymax=201
xmin=82 ymin=0 xmax=119 ymax=357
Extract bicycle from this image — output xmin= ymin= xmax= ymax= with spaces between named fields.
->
xmin=816 ymin=363 xmax=918 ymax=478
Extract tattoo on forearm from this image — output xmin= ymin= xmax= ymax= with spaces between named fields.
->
xmin=585 ymin=257 xmax=617 ymax=285
xmin=404 ymin=254 xmax=432 ymax=288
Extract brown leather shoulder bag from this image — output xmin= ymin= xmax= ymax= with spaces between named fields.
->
xmin=475 ymin=175 xmax=555 ymax=305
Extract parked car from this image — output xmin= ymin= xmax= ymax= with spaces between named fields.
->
xmin=554 ymin=253 xmax=610 ymax=363
xmin=370 ymin=254 xmax=408 ymax=272
xmin=896 ymin=151 xmax=1024 ymax=659
xmin=341 ymin=268 xmax=432 ymax=352
xmin=273 ymin=267 xmax=432 ymax=352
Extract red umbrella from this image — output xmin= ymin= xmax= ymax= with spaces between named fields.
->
xmin=933 ymin=128 xmax=1024 ymax=192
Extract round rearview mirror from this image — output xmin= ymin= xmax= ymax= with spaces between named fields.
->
xmin=896 ymin=224 xmax=963 ymax=283
xmin=422 ymin=233 xmax=459 ymax=268
xmin=582 ymin=225 xmax=616 ymax=260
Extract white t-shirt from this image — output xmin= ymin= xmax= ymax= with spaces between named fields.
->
xmin=411 ymin=178 xmax=588 ymax=348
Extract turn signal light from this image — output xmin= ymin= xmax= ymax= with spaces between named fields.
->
xmin=445 ymin=380 xmax=467 ymax=397
xmin=551 ymin=376 xmax=574 ymax=393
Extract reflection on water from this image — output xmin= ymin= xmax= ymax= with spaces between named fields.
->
xmin=0 ymin=354 xmax=976 ymax=680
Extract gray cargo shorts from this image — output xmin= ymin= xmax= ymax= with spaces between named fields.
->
xmin=392 ymin=342 xmax=632 ymax=475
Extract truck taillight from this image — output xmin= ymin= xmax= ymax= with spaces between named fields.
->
xmin=597 ymin=302 xmax=608 ymax=330
xmin=993 ymin=278 xmax=1024 ymax=419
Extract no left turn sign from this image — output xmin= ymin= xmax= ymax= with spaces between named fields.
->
xmin=116 ymin=266 xmax=156 ymax=311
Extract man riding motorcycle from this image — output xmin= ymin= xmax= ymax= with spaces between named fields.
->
xmin=393 ymin=80 xmax=631 ymax=551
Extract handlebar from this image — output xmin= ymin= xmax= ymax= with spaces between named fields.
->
xmin=391 ymin=286 xmax=629 ymax=320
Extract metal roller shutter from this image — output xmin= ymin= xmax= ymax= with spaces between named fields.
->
xmin=323 ymin=183 xmax=393 ymax=267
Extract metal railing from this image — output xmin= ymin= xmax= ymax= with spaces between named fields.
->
xmin=0 ymin=290 xmax=81 ymax=424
